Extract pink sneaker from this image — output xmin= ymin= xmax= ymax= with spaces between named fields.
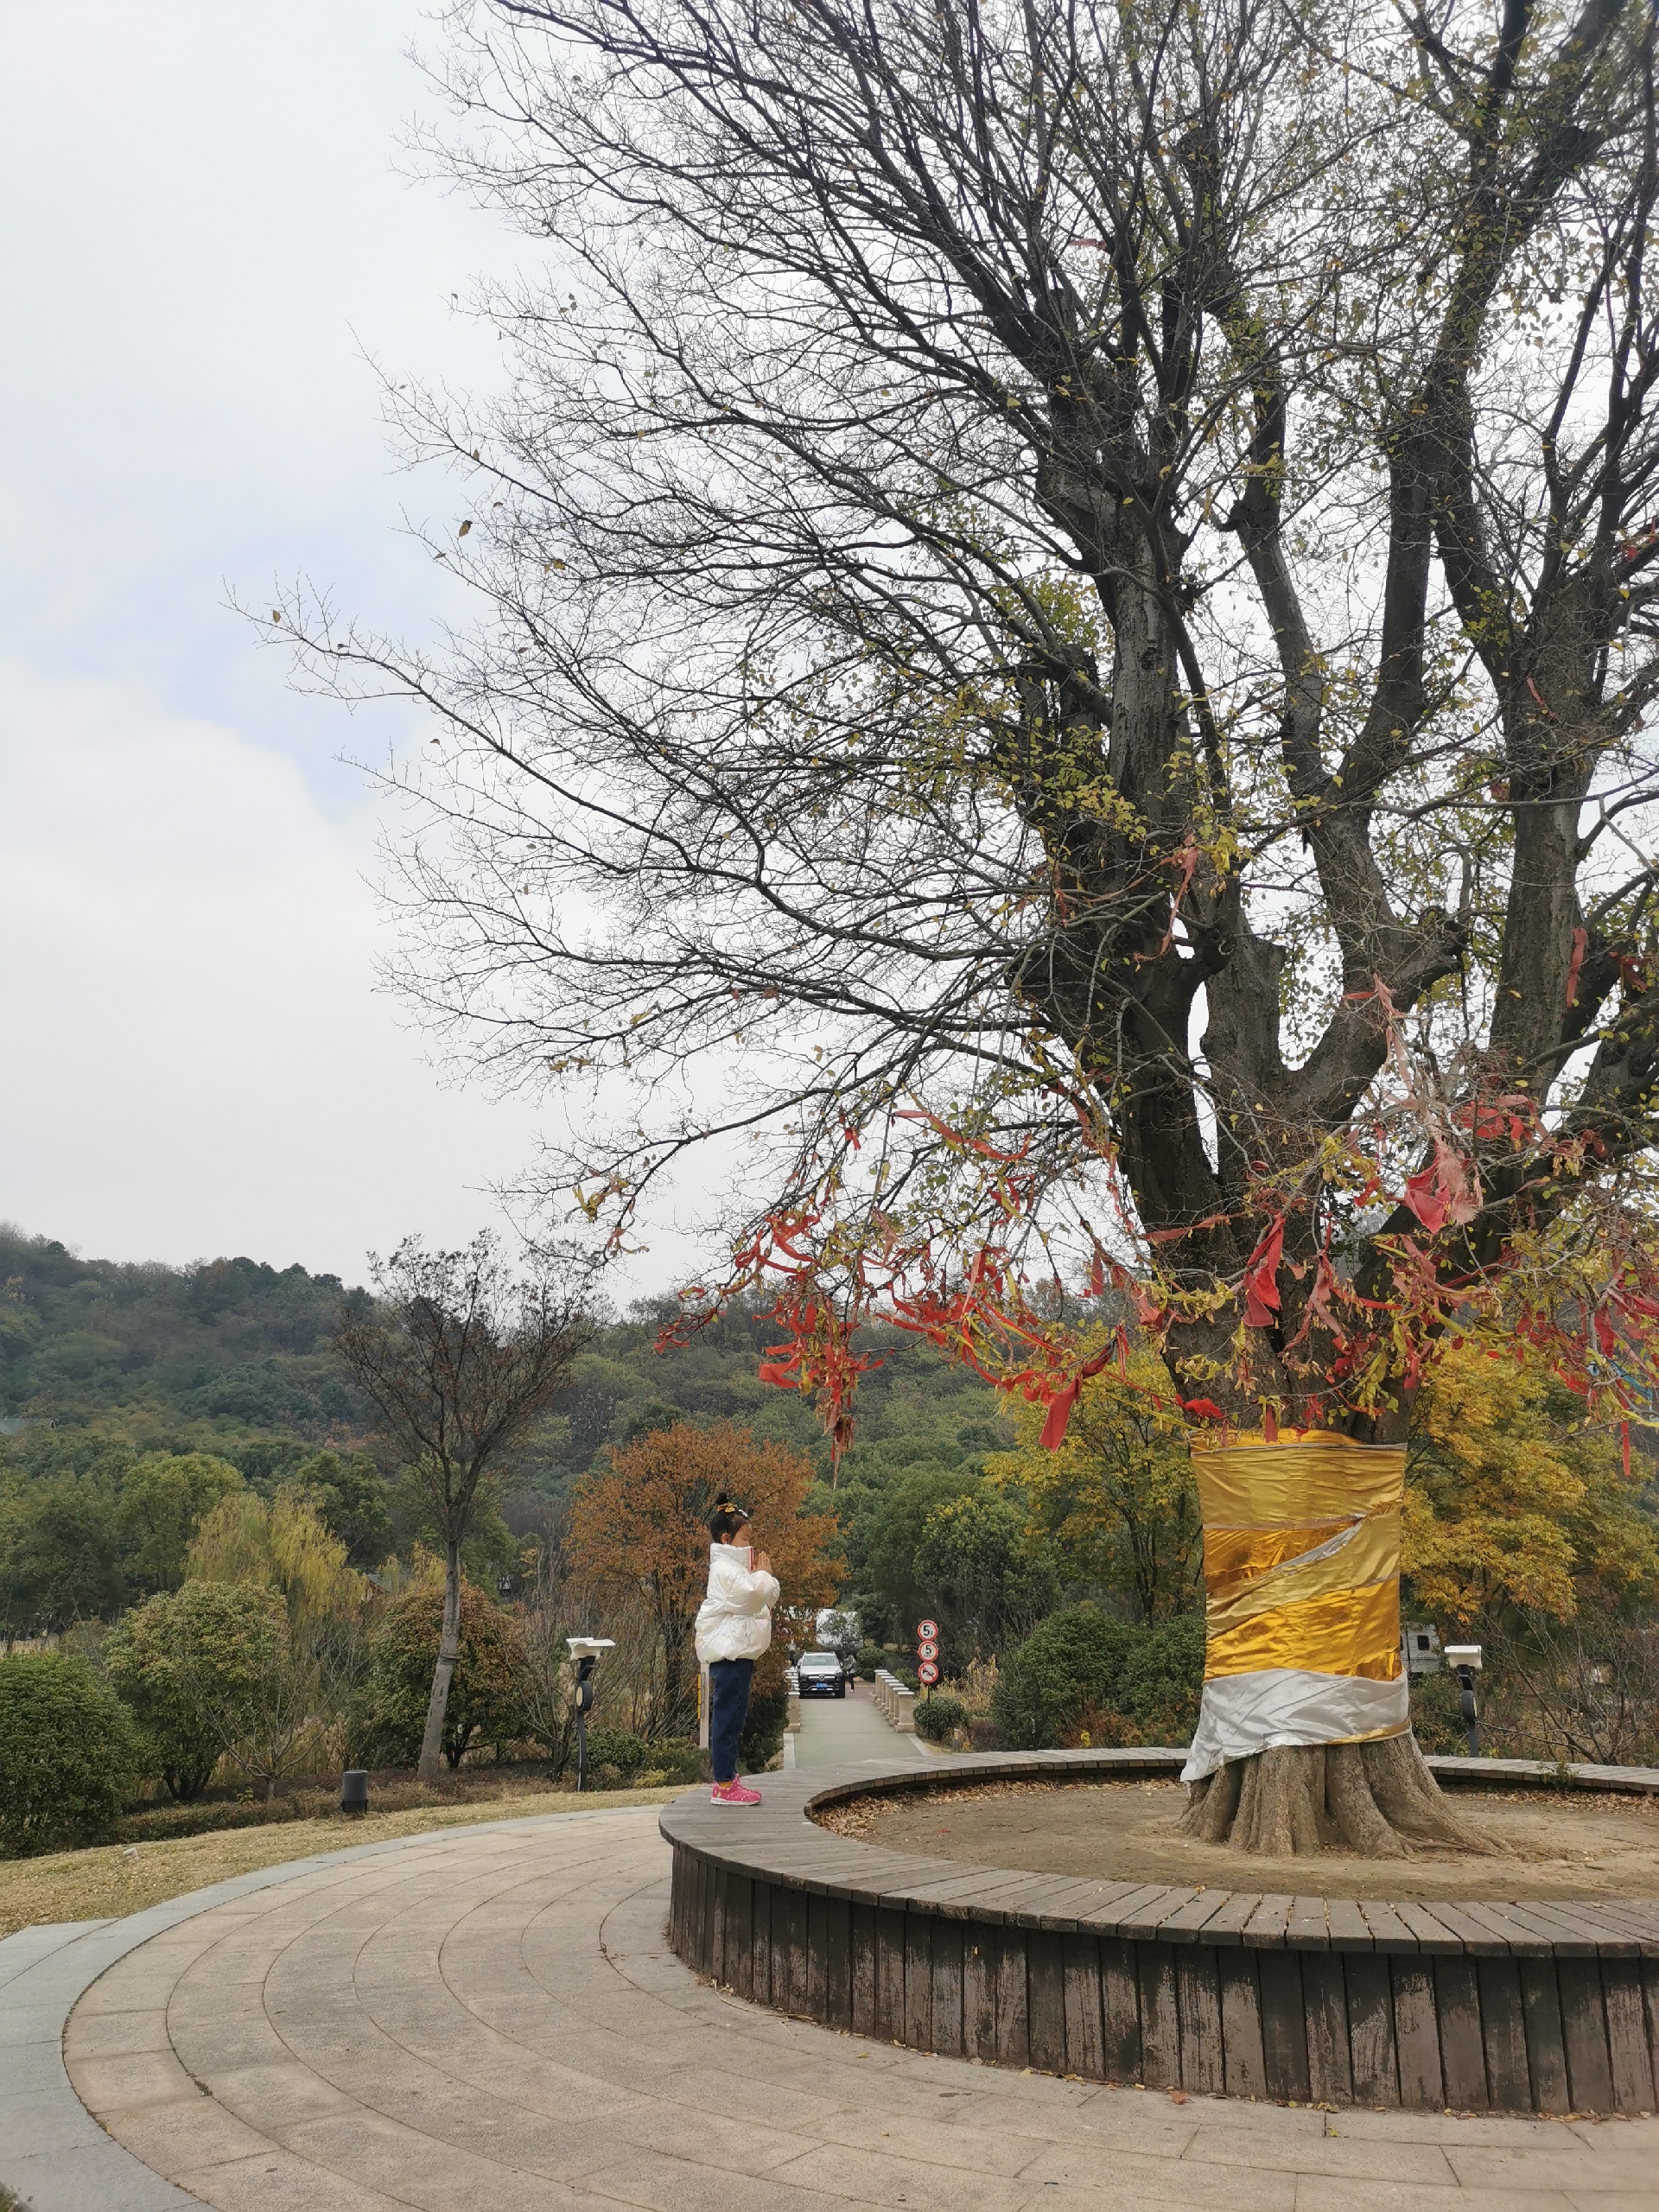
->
xmin=710 ymin=1778 xmax=762 ymax=1806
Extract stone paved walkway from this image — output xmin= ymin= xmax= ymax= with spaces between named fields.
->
xmin=20 ymin=1804 xmax=1655 ymax=2211
xmin=792 ymin=1677 xmax=931 ymax=1769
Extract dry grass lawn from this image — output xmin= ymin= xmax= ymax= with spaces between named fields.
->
xmin=0 ymin=1784 xmax=683 ymax=1939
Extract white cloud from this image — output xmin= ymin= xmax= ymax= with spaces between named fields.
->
xmin=0 ymin=659 xmax=553 ymax=1276
xmin=0 ymin=4 xmax=732 ymax=1288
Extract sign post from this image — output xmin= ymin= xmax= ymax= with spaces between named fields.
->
xmin=916 ymin=1619 xmax=940 ymax=1695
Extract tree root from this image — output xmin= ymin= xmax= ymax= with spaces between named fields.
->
xmin=1325 ymin=1744 xmax=1407 ymax=1857
xmin=1178 ymin=1730 xmax=1493 ymax=1859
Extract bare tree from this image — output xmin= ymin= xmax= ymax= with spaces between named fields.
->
xmin=335 ymin=1235 xmax=594 ymax=1781
xmin=285 ymin=0 xmax=1659 ymax=1847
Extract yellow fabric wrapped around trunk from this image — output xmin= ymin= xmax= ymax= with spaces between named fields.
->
xmin=1179 ymin=1433 xmax=1409 ymax=1783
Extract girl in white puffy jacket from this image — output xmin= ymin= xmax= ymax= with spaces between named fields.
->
xmin=695 ymin=1498 xmax=780 ymax=1804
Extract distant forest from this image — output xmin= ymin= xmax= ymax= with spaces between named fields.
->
xmin=0 ymin=1225 xmax=1011 ymax=1599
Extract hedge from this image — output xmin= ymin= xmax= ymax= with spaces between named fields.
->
xmin=0 ymin=1649 xmax=138 ymax=1853
xmin=990 ymin=1605 xmax=1205 ymax=1750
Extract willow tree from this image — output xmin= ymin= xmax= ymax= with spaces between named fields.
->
xmin=289 ymin=0 xmax=1659 ymax=1850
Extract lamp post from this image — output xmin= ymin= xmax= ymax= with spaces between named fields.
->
xmin=1445 ymin=1643 xmax=1483 ymax=1758
xmin=566 ymin=1637 xmax=616 ymax=1792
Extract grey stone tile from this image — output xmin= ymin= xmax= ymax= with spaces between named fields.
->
xmin=1287 ymin=2183 xmax=1573 ymax=2212
xmin=0 ymin=2139 xmax=203 ymax=2212
xmin=92 ymin=2089 xmax=277 ymax=2177
xmin=579 ymin=2145 xmax=849 ymax=2212
xmin=1571 ymin=2117 xmax=1659 ymax=2152
xmin=817 ymin=2109 xmax=1049 ymax=2177
xmin=0 ymin=1999 xmax=82 ymax=2049
xmin=61 ymin=2004 xmax=174 ymax=2059
xmin=1447 ymin=2148 xmax=1657 ymax=2192
xmin=168 ymin=2147 xmax=404 ymax=2211
xmin=1327 ymin=2109 xmax=1591 ymax=2149
xmin=1183 ymin=2131 xmax=1458 ymax=2183
xmin=68 ymin=2048 xmax=202 ymax=2114
xmin=278 ymin=2110 xmax=576 ymax=2211
xmin=0 ymin=2084 xmax=116 ymax=2156
xmin=191 ymin=2059 xmax=360 ymax=2133
xmin=766 ymin=2139 xmax=1035 ymax=2212
xmin=1016 ymin=2145 xmax=1298 ymax=2210
xmin=0 ymin=1920 xmax=112 ymax=1989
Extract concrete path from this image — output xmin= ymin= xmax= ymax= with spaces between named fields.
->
xmin=792 ymin=1678 xmax=931 ymax=1770
xmin=0 ymin=1804 xmax=1649 ymax=2212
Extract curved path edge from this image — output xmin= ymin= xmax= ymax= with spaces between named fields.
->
xmin=0 ymin=1807 xmax=655 ymax=2212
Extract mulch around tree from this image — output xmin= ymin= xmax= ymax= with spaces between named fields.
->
xmin=816 ymin=1775 xmax=1659 ymax=1901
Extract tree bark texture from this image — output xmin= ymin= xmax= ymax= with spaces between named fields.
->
xmin=1179 ymin=1735 xmax=1485 ymax=1857
xmin=417 ymin=1540 xmax=463 ymax=1784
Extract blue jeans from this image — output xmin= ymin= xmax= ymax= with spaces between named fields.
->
xmin=708 ymin=1657 xmax=754 ymax=1783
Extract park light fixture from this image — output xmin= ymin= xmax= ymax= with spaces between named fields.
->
xmin=566 ymin=1637 xmax=616 ymax=1793
xmin=1444 ymin=1644 xmax=1484 ymax=1758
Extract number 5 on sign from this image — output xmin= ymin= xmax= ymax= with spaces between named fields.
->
xmin=916 ymin=1618 xmax=938 ymax=1640
xmin=917 ymin=1639 xmax=938 ymax=1662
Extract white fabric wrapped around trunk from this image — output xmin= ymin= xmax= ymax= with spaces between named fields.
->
xmin=1180 ymin=1667 xmax=1409 ymax=1783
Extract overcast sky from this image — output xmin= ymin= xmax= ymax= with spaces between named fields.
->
xmin=0 ymin=3 xmax=702 ymax=1293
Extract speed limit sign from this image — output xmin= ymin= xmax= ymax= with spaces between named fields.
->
xmin=916 ymin=1618 xmax=938 ymax=1640
xmin=917 ymin=1639 xmax=939 ymax=1662
xmin=917 ymin=1661 xmax=940 ymax=1685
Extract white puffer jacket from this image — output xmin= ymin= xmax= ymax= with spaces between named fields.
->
xmin=694 ymin=1542 xmax=781 ymax=1663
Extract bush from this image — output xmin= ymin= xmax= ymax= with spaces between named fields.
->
xmin=1410 ymin=1669 xmax=1470 ymax=1756
xmin=990 ymin=1605 xmax=1140 ymax=1750
xmin=855 ymin=1643 xmax=887 ymax=1680
xmin=105 ymin=1588 xmax=231 ymax=1801
xmin=914 ymin=1692 xmax=968 ymax=1744
xmin=968 ymin=1714 xmax=1004 ymax=1751
xmin=1115 ymin=1616 xmax=1205 ymax=1745
xmin=741 ymin=1681 xmax=789 ymax=1770
xmin=639 ymin=1738 xmax=708 ymax=1784
xmin=0 ymin=1650 xmax=138 ymax=1853
xmin=359 ymin=1582 xmax=526 ymax=1768
xmin=582 ymin=1727 xmax=647 ymax=1776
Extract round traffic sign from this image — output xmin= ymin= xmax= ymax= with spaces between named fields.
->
xmin=917 ymin=1639 xmax=938 ymax=1662
xmin=916 ymin=1618 xmax=938 ymax=1640
xmin=917 ymin=1661 xmax=940 ymax=1684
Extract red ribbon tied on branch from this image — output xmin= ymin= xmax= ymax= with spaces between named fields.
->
xmin=1242 ymin=1216 xmax=1285 ymax=1328
xmin=1402 ymin=1138 xmax=1481 ymax=1232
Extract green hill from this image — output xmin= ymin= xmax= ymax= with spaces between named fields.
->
xmin=0 ymin=1225 xmax=1007 ymax=1500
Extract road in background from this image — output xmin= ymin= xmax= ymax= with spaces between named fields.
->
xmin=790 ymin=1677 xmax=931 ymax=1770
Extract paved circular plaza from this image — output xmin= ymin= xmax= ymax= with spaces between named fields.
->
xmin=9 ymin=1801 xmax=1655 ymax=2212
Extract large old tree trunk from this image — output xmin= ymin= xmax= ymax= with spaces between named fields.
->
xmin=1171 ymin=1424 xmax=1492 ymax=1859
xmin=1179 ymin=1735 xmax=1483 ymax=1859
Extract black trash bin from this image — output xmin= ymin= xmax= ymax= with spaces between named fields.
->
xmin=340 ymin=1770 xmax=369 ymax=1816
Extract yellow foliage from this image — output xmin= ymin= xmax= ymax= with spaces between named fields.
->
xmin=1404 ymin=1342 xmax=1659 ymax=1626
xmin=988 ymin=1351 xmax=1199 ymax=1624
xmin=184 ymin=1490 xmax=364 ymax=1636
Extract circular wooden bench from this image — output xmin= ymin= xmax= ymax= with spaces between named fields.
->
xmin=660 ymin=1746 xmax=1659 ymax=2115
